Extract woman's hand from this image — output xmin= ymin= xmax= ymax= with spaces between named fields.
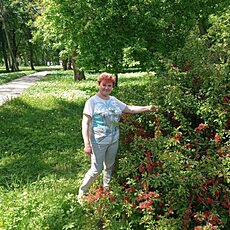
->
xmin=84 ymin=144 xmax=92 ymax=156
xmin=149 ymin=105 xmax=160 ymax=113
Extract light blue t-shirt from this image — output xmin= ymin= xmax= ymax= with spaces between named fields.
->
xmin=83 ymin=95 xmax=127 ymax=144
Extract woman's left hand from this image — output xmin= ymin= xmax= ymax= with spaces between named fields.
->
xmin=149 ymin=105 xmax=160 ymax=113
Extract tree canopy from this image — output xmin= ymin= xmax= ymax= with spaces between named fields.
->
xmin=0 ymin=0 xmax=229 ymax=78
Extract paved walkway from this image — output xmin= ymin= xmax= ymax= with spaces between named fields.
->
xmin=0 ymin=71 xmax=49 ymax=106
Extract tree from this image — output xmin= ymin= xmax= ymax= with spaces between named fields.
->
xmin=0 ymin=0 xmax=19 ymax=71
xmin=34 ymin=0 xmax=229 ymax=80
xmin=34 ymin=0 xmax=86 ymax=80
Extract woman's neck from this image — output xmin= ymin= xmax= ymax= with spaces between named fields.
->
xmin=97 ymin=92 xmax=110 ymax=100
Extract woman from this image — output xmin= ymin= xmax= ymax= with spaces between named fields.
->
xmin=78 ymin=72 xmax=158 ymax=203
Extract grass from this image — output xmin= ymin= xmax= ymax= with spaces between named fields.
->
xmin=0 ymin=70 xmax=152 ymax=230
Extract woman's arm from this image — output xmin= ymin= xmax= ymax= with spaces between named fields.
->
xmin=123 ymin=105 xmax=159 ymax=114
xmin=82 ymin=113 xmax=92 ymax=155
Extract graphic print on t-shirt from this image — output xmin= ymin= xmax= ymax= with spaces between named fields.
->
xmin=83 ymin=95 xmax=126 ymax=144
xmin=92 ymin=100 xmax=122 ymax=142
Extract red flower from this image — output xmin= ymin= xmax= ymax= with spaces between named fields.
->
xmin=138 ymin=200 xmax=154 ymax=210
xmin=227 ymin=117 xmax=230 ymax=128
xmin=195 ymin=123 xmax=208 ymax=132
xmin=146 ymin=150 xmax=151 ymax=163
xmin=206 ymin=179 xmax=214 ymax=185
xmin=186 ymin=143 xmax=195 ymax=149
xmin=139 ymin=166 xmax=145 ymax=174
xmin=194 ymin=213 xmax=205 ymax=222
xmin=221 ymin=200 xmax=230 ymax=209
xmin=214 ymin=189 xmax=221 ymax=198
xmin=167 ymin=206 xmax=173 ymax=216
xmin=145 ymin=191 xmax=159 ymax=199
xmin=214 ymin=133 xmax=222 ymax=142
xmin=223 ymin=94 xmax=230 ymax=105
xmin=204 ymin=210 xmax=210 ymax=218
xmin=174 ymin=133 xmax=181 ymax=140
xmin=146 ymin=163 xmax=153 ymax=173
xmin=133 ymin=174 xmax=139 ymax=181
xmin=109 ymin=195 xmax=116 ymax=201
xmin=206 ymin=197 xmax=213 ymax=205
xmin=124 ymin=196 xmax=130 ymax=201
xmin=209 ymin=215 xmax=221 ymax=225
xmin=202 ymin=184 xmax=208 ymax=191
xmin=194 ymin=226 xmax=204 ymax=230
xmin=137 ymin=194 xmax=144 ymax=202
xmin=159 ymin=201 xmax=164 ymax=207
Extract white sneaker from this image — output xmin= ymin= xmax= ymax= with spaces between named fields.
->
xmin=77 ymin=189 xmax=88 ymax=205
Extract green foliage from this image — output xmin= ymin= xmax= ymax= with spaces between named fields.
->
xmin=33 ymin=0 xmax=229 ymax=74
xmin=81 ymin=55 xmax=229 ymax=229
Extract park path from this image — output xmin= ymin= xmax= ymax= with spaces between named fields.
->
xmin=0 ymin=71 xmax=49 ymax=106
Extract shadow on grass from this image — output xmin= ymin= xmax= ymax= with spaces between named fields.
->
xmin=0 ymin=97 xmax=88 ymax=190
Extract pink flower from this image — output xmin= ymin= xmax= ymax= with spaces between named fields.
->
xmin=138 ymin=200 xmax=153 ymax=210
xmin=145 ymin=191 xmax=159 ymax=199
xmin=194 ymin=226 xmax=204 ymax=230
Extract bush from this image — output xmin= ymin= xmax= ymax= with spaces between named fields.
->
xmin=83 ymin=26 xmax=229 ymax=228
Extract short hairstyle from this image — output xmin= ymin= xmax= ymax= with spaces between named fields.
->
xmin=97 ymin=72 xmax=116 ymax=86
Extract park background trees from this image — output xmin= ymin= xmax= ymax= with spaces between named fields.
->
xmin=0 ymin=0 xmax=229 ymax=81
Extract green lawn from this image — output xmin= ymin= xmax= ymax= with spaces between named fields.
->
xmin=0 ymin=70 xmax=93 ymax=229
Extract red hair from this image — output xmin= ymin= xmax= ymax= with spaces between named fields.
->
xmin=97 ymin=72 xmax=116 ymax=86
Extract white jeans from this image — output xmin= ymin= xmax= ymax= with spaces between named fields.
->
xmin=79 ymin=140 xmax=119 ymax=194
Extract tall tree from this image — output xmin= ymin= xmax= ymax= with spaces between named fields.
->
xmin=34 ymin=0 xmax=86 ymax=80
xmin=0 ymin=0 xmax=19 ymax=71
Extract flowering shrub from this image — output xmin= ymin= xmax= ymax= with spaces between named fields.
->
xmin=82 ymin=23 xmax=229 ymax=228
xmin=82 ymin=59 xmax=229 ymax=229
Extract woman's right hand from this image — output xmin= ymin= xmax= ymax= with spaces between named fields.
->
xmin=84 ymin=144 xmax=92 ymax=156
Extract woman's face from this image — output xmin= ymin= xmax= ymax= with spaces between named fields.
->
xmin=98 ymin=80 xmax=113 ymax=97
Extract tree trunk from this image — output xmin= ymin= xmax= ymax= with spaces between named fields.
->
xmin=1 ymin=33 xmax=9 ymax=72
xmin=198 ymin=19 xmax=207 ymax=36
xmin=28 ymin=41 xmax=35 ymax=70
xmin=114 ymin=73 xmax=118 ymax=87
xmin=62 ymin=59 xmax=68 ymax=70
xmin=0 ymin=0 xmax=19 ymax=71
xmin=71 ymin=52 xmax=85 ymax=81
xmin=67 ymin=58 xmax=72 ymax=69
